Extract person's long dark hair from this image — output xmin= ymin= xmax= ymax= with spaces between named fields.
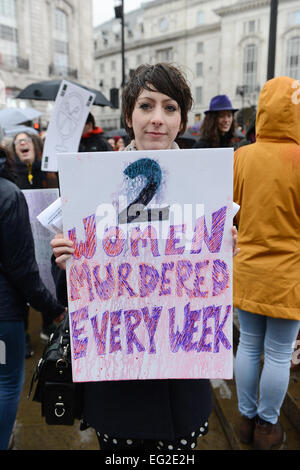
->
xmin=200 ymin=112 xmax=235 ymax=147
xmin=0 ymin=145 xmax=16 ymax=183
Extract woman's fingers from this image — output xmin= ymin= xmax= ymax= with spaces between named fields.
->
xmin=51 ymin=233 xmax=74 ymax=270
xmin=232 ymin=226 xmax=240 ymax=257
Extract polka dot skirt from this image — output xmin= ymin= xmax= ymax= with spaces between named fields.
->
xmin=96 ymin=421 xmax=208 ymax=450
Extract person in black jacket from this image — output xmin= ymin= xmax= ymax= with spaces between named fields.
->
xmin=0 ymin=146 xmax=66 ymax=450
xmin=194 ymin=94 xmax=238 ymax=149
xmin=51 ymin=63 xmax=239 ymax=450
xmin=79 ymin=113 xmax=113 ymax=153
xmin=12 ymin=131 xmax=59 ymax=356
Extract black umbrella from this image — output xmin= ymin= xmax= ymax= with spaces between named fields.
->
xmin=16 ymin=80 xmax=111 ymax=107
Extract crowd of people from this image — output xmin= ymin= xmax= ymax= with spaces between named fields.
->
xmin=0 ymin=62 xmax=299 ymax=451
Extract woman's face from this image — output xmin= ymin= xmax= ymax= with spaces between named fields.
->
xmin=127 ymin=87 xmax=182 ymax=151
xmin=116 ymin=137 xmax=125 ymax=150
xmin=217 ymin=111 xmax=233 ymax=134
xmin=14 ymin=133 xmax=35 ymax=164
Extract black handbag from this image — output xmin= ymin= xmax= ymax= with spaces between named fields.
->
xmin=28 ymin=314 xmax=83 ymax=425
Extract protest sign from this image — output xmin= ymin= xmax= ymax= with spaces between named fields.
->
xmin=42 ymin=80 xmax=95 ymax=172
xmin=58 ymin=148 xmax=233 ymax=382
xmin=23 ymin=189 xmax=59 ymax=297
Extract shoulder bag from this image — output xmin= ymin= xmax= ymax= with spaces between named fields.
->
xmin=28 ymin=314 xmax=83 ymax=425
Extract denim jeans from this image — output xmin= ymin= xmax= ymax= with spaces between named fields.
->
xmin=235 ymin=308 xmax=300 ymax=424
xmin=0 ymin=321 xmax=25 ymax=450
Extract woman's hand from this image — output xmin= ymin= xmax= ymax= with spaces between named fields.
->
xmin=51 ymin=233 xmax=74 ymax=271
xmin=232 ymin=226 xmax=240 ymax=257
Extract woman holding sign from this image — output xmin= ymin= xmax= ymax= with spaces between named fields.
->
xmin=51 ymin=63 xmax=238 ymax=450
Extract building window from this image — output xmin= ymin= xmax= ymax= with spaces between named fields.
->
xmin=0 ymin=23 xmax=17 ymax=41
xmin=54 ymin=8 xmax=68 ymax=33
xmin=197 ymin=41 xmax=203 ymax=54
xmin=289 ymin=11 xmax=300 ymax=25
xmin=196 ymin=62 xmax=203 ymax=77
xmin=156 ymin=48 xmax=173 ymax=62
xmin=136 ymin=54 xmax=142 ymax=65
xmin=0 ymin=0 xmax=16 ymax=18
xmin=53 ymin=8 xmax=69 ymax=75
xmin=243 ymin=44 xmax=257 ymax=93
xmin=244 ymin=19 xmax=260 ymax=34
xmin=196 ymin=86 xmax=202 ymax=104
xmin=0 ymin=0 xmax=18 ymax=65
xmin=111 ymin=60 xmax=116 ymax=71
xmin=248 ymin=20 xmax=255 ymax=33
xmin=54 ymin=39 xmax=68 ymax=55
xmin=286 ymin=37 xmax=300 ymax=80
xmin=294 ymin=11 xmax=300 ymax=24
xmin=197 ymin=11 xmax=205 ymax=25
xmin=159 ymin=18 xmax=168 ymax=32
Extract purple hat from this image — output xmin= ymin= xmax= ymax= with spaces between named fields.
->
xmin=204 ymin=94 xmax=238 ymax=115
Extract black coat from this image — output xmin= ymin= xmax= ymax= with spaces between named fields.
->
xmin=193 ymin=132 xmax=233 ymax=149
xmin=14 ymin=158 xmax=45 ymax=189
xmin=51 ymin=260 xmax=213 ymax=440
xmin=79 ymin=129 xmax=113 ymax=153
xmin=0 ymin=174 xmax=65 ymax=322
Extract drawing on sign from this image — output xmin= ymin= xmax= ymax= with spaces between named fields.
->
xmin=55 ymin=92 xmax=84 ymax=153
xmin=118 ymin=158 xmax=170 ymax=224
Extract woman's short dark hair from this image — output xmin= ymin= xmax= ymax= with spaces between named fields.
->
xmin=122 ymin=63 xmax=193 ymax=140
xmin=12 ymin=132 xmax=43 ymax=161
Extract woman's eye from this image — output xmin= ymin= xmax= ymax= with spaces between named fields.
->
xmin=139 ymin=103 xmax=151 ymax=110
xmin=166 ymin=105 xmax=177 ymax=112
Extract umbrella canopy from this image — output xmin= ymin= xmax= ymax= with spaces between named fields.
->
xmin=104 ymin=128 xmax=128 ymax=138
xmin=3 ymin=125 xmax=39 ymax=137
xmin=16 ymin=80 xmax=111 ymax=107
xmin=0 ymin=107 xmax=42 ymax=127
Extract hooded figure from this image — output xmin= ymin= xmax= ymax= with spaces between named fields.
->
xmin=233 ymin=76 xmax=300 ymax=450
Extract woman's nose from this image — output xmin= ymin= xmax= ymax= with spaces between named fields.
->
xmin=150 ymin=107 xmax=164 ymax=125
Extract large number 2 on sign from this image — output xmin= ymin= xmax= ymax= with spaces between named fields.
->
xmin=118 ymin=158 xmax=170 ymax=224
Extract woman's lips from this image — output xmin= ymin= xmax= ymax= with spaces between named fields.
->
xmin=146 ymin=132 xmax=166 ymax=137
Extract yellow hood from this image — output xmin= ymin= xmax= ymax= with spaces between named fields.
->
xmin=256 ymin=76 xmax=300 ymax=145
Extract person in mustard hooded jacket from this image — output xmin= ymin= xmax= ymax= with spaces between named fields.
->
xmin=233 ymin=76 xmax=300 ymax=450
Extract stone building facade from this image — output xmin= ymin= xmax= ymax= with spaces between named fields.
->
xmin=0 ymin=0 xmax=94 ymax=126
xmin=94 ymin=0 xmax=300 ymax=130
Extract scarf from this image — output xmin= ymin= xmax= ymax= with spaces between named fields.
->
xmin=125 ymin=140 xmax=179 ymax=151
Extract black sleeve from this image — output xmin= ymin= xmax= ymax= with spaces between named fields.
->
xmin=0 ymin=188 xmax=65 ymax=319
xmin=51 ymin=255 xmax=68 ymax=308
